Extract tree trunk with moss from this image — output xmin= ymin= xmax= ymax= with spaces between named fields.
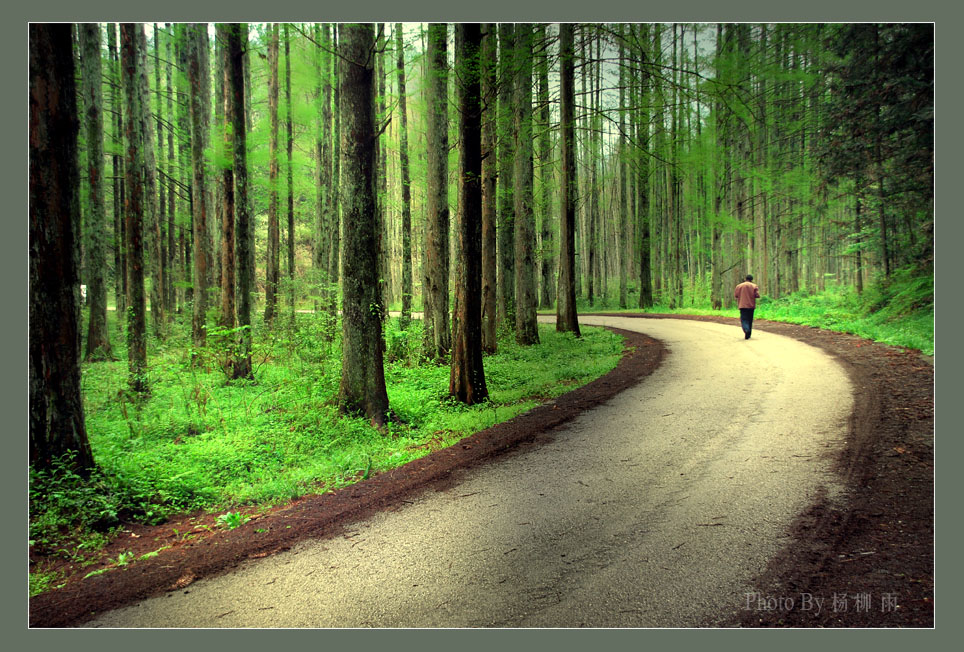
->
xmin=29 ymin=23 xmax=96 ymax=475
xmin=80 ymin=23 xmax=114 ymax=361
xmin=422 ymin=23 xmax=451 ymax=362
xmin=338 ymin=23 xmax=390 ymax=426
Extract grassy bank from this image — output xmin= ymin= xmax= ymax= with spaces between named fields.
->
xmin=574 ymin=267 xmax=933 ymax=356
xmin=30 ymin=315 xmax=622 ymax=594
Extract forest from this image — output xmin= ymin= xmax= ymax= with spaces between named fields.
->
xmin=28 ymin=22 xmax=933 ymax=596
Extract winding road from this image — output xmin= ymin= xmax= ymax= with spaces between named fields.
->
xmin=87 ymin=316 xmax=853 ymax=627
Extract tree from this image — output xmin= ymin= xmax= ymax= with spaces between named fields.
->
xmin=138 ymin=25 xmax=163 ymax=336
xmin=396 ymin=23 xmax=414 ymax=329
xmin=536 ymin=23 xmax=554 ymax=311
xmin=328 ymin=26 xmax=342 ymax=318
xmin=422 ymin=23 xmax=451 ymax=362
xmin=216 ymin=24 xmax=236 ymax=333
xmin=227 ymin=23 xmax=253 ymax=380
xmin=450 ymin=23 xmax=488 ymax=405
xmin=496 ymin=23 xmax=516 ymax=331
xmin=513 ymin=24 xmax=539 ymax=346
xmin=29 ymin=23 xmax=96 ymax=474
xmin=121 ymin=23 xmax=149 ymax=393
xmin=556 ymin=23 xmax=580 ymax=336
xmin=285 ymin=24 xmax=295 ymax=322
xmin=480 ymin=23 xmax=498 ymax=353
xmin=187 ymin=23 xmax=211 ymax=350
xmin=264 ymin=23 xmax=281 ymax=324
xmin=79 ymin=23 xmax=113 ymax=361
xmin=338 ymin=22 xmax=390 ymax=426
xmin=107 ymin=23 xmax=126 ymax=325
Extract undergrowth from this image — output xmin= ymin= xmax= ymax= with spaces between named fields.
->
xmin=576 ymin=266 xmax=933 ymax=356
xmin=30 ymin=312 xmax=622 ymax=592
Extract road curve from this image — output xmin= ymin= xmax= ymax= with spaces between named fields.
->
xmin=88 ymin=316 xmax=852 ymax=627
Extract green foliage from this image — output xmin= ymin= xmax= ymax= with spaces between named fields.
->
xmin=216 ymin=511 xmax=251 ymax=529
xmin=29 ymin=450 xmax=166 ymax=558
xmin=33 ymin=316 xmax=622 ymax=593
xmin=754 ymin=266 xmax=933 ymax=354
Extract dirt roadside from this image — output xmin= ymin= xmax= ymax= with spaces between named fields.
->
xmin=28 ymin=315 xmax=934 ymax=628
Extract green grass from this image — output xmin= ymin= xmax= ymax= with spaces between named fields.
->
xmin=30 ymin=314 xmax=622 ymax=578
xmin=573 ymin=267 xmax=933 ymax=356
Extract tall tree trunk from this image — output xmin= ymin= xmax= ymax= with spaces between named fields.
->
xmin=165 ymin=24 xmax=176 ymax=316
xmin=556 ymin=23 xmax=580 ymax=336
xmin=138 ymin=26 xmax=163 ymax=336
xmin=588 ymin=28 xmax=600 ymax=305
xmin=618 ymin=24 xmax=629 ymax=309
xmin=264 ymin=24 xmax=280 ymax=324
xmin=29 ymin=23 xmax=96 ymax=474
xmin=338 ymin=23 xmax=390 ymax=426
xmin=285 ymin=24 xmax=295 ymax=321
xmin=513 ymin=24 xmax=539 ymax=346
xmin=327 ymin=26 xmax=341 ymax=317
xmin=376 ymin=25 xmax=389 ymax=314
xmin=217 ymin=24 xmax=236 ymax=334
xmin=396 ymin=23 xmax=413 ymax=329
xmin=188 ymin=23 xmax=211 ymax=349
xmin=227 ymin=23 xmax=253 ymax=380
xmin=152 ymin=24 xmax=167 ymax=322
xmin=121 ymin=23 xmax=149 ymax=392
xmin=80 ymin=23 xmax=113 ymax=361
xmin=422 ymin=23 xmax=450 ymax=362
xmin=637 ymin=23 xmax=654 ymax=309
xmin=174 ymin=24 xmax=192 ymax=312
xmin=496 ymin=23 xmax=516 ymax=331
xmin=108 ymin=23 xmax=127 ymax=326
xmin=450 ymin=23 xmax=488 ymax=405
xmin=154 ymin=24 xmax=170 ymax=323
xmin=537 ymin=23 xmax=554 ymax=310
xmin=481 ymin=23 xmax=498 ymax=353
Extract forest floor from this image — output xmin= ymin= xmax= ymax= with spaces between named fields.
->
xmin=28 ymin=314 xmax=934 ymax=628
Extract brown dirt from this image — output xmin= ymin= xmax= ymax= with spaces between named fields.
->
xmin=28 ymin=315 xmax=934 ymax=628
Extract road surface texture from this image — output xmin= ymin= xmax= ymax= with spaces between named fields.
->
xmin=85 ymin=316 xmax=852 ymax=627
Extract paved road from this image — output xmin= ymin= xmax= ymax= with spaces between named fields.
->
xmin=89 ymin=316 xmax=852 ymax=628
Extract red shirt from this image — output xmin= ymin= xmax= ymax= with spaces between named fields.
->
xmin=734 ymin=281 xmax=760 ymax=309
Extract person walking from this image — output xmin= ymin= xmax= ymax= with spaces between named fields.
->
xmin=734 ymin=275 xmax=760 ymax=339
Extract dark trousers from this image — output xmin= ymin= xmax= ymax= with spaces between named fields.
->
xmin=740 ymin=308 xmax=755 ymax=338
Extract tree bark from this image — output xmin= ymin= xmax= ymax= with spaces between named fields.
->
xmin=513 ymin=24 xmax=539 ymax=346
xmin=338 ymin=22 xmax=390 ymax=426
xmin=481 ymin=23 xmax=498 ymax=353
xmin=396 ymin=23 xmax=413 ymax=329
xmin=227 ymin=23 xmax=253 ymax=380
xmin=422 ymin=23 xmax=451 ymax=362
xmin=556 ymin=23 xmax=580 ymax=336
xmin=80 ymin=23 xmax=114 ymax=361
xmin=29 ymin=23 xmax=96 ymax=474
xmin=328 ymin=26 xmax=341 ymax=317
xmin=496 ymin=23 xmax=516 ymax=331
xmin=107 ymin=23 xmax=127 ymax=326
xmin=138 ymin=25 xmax=163 ymax=336
xmin=450 ymin=23 xmax=488 ymax=405
xmin=537 ymin=23 xmax=554 ymax=310
xmin=285 ymin=24 xmax=295 ymax=321
xmin=217 ymin=24 xmax=236 ymax=334
xmin=187 ymin=23 xmax=210 ymax=350
xmin=264 ymin=24 xmax=280 ymax=324
xmin=121 ymin=23 xmax=149 ymax=392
